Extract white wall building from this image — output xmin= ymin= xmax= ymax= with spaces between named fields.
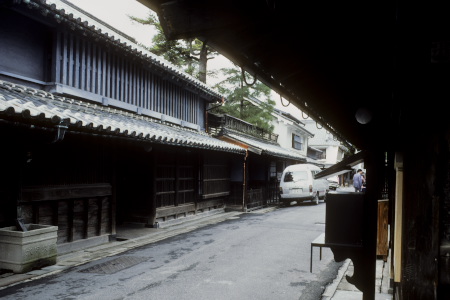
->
xmin=244 ymin=97 xmax=314 ymax=163
xmin=272 ymin=109 xmax=314 ymax=159
xmin=301 ymin=118 xmax=362 ymax=186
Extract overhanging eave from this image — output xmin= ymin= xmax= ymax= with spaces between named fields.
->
xmin=314 ymin=151 xmax=366 ymax=179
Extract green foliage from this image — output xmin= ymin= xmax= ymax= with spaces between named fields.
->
xmin=130 ymin=13 xmax=217 ymax=82
xmin=212 ymin=67 xmax=276 ymax=133
xmin=131 ymin=13 xmax=275 ymax=132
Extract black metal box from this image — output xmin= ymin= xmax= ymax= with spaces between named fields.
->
xmin=325 ymin=192 xmax=365 ymax=246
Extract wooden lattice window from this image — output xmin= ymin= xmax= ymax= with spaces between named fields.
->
xmin=177 ymin=165 xmax=195 ymax=205
xmin=156 ymin=160 xmax=176 ymax=208
xmin=155 ymin=152 xmax=195 ymax=208
xmin=202 ymin=155 xmax=230 ymax=199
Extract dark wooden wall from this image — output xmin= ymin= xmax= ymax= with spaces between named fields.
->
xmin=0 ymin=123 xmax=115 ymax=245
xmin=0 ymin=6 xmax=209 ymax=130
xmin=154 ymin=151 xmax=196 ymax=208
xmin=115 ymin=141 xmax=154 ymax=225
xmin=0 ymin=3 xmax=242 ymax=247
xmin=0 ymin=10 xmax=51 ymax=84
xmin=398 ymin=129 xmax=448 ymax=299
xmin=20 ymin=184 xmax=112 ymax=244
xmin=54 ymin=30 xmax=205 ymax=126
xmin=202 ymin=153 xmax=230 ymax=199
xmin=153 ymin=150 xmax=234 ymax=224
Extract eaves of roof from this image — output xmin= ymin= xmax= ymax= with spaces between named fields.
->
xmin=220 ymin=130 xmax=307 ymax=162
xmin=304 ymin=121 xmax=343 ymax=146
xmin=0 ymin=80 xmax=246 ymax=155
xmin=308 ymin=146 xmax=323 ymax=153
xmin=314 ymin=151 xmax=366 ymax=179
xmin=14 ymin=0 xmax=223 ymax=102
xmin=243 ymin=96 xmax=313 ymax=137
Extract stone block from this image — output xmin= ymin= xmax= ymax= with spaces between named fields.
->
xmin=0 ymin=224 xmax=58 ymax=273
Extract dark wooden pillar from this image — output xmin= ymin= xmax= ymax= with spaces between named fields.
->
xmin=361 ymin=150 xmax=384 ymax=300
xmin=174 ymin=152 xmax=180 ymax=207
xmin=399 ymin=131 xmax=442 ymax=299
xmin=243 ymin=152 xmax=248 ymax=212
xmin=194 ymin=152 xmax=202 ymax=213
xmin=148 ymin=152 xmax=157 ymax=227
xmin=328 ymin=150 xmax=384 ymax=300
xmin=110 ymin=142 xmax=117 ymax=237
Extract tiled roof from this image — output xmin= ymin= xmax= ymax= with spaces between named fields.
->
xmin=17 ymin=0 xmax=223 ymax=101
xmin=224 ymin=131 xmax=307 ymax=161
xmin=0 ymin=80 xmax=245 ymax=154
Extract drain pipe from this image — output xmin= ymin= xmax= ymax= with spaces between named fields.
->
xmin=51 ymin=121 xmax=68 ymax=144
xmin=242 ymin=150 xmax=248 ymax=212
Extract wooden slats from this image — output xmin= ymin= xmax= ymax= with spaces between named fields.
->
xmin=58 ymin=200 xmax=69 ymax=244
xmin=18 ymin=184 xmax=112 ymax=245
xmin=155 ymin=203 xmax=196 ymax=219
xmin=203 ymin=161 xmax=230 ymax=197
xmin=56 ymin=32 xmax=207 ymax=125
xmin=74 ymin=36 xmax=80 ymax=89
xmin=87 ymin=198 xmax=99 ymax=238
xmin=86 ymin=42 xmax=91 ymax=92
xmin=80 ymin=38 xmax=86 ymax=90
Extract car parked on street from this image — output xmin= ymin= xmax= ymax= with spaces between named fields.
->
xmin=327 ymin=176 xmax=340 ymax=191
xmin=279 ymin=164 xmax=328 ymax=206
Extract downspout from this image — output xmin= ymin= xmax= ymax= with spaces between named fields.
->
xmin=242 ymin=150 xmax=248 ymax=212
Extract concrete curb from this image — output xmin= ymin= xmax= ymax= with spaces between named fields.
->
xmin=321 ymin=259 xmax=351 ymax=300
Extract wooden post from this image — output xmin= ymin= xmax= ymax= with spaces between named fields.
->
xmin=83 ymin=198 xmax=88 ymax=239
xmin=377 ymin=199 xmax=389 ymax=260
xmin=361 ymin=150 xmax=384 ymax=300
xmin=393 ymin=153 xmax=403 ymax=283
xmin=97 ymin=197 xmax=103 ymax=237
xmin=68 ymin=199 xmax=74 ymax=242
xmin=175 ymin=153 xmax=180 ymax=209
xmin=110 ymin=144 xmax=117 ymax=237
xmin=148 ymin=152 xmax=157 ymax=227
xmin=194 ymin=152 xmax=201 ymax=214
xmin=243 ymin=151 xmax=248 ymax=212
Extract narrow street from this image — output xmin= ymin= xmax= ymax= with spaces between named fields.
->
xmin=0 ymin=203 xmax=342 ymax=300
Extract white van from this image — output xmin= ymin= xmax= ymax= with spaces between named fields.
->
xmin=279 ymin=164 xmax=328 ymax=205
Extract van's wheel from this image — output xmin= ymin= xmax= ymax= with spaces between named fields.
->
xmin=313 ymin=193 xmax=319 ymax=205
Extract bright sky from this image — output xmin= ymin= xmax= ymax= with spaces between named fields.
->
xmin=62 ymin=0 xmax=302 ymax=114
xmin=62 ymin=0 xmax=155 ymax=47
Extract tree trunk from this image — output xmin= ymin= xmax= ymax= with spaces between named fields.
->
xmin=199 ymin=43 xmax=207 ymax=83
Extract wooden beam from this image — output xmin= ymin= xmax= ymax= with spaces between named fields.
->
xmin=394 ymin=152 xmax=403 ymax=283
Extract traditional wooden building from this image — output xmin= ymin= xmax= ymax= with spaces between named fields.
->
xmin=141 ymin=0 xmax=450 ymax=299
xmin=0 ymin=0 xmax=245 ymax=254
xmin=207 ymin=113 xmax=308 ymax=210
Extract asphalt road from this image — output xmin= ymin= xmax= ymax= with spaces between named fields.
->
xmin=0 ymin=202 xmax=342 ymax=300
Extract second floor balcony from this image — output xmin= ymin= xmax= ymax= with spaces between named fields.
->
xmin=207 ymin=113 xmax=278 ymax=143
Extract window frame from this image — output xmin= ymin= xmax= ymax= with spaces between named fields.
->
xmin=292 ymin=133 xmax=303 ymax=150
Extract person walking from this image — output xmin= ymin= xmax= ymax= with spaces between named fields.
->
xmin=353 ymin=169 xmax=363 ymax=192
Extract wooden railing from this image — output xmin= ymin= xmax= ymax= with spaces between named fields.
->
xmin=208 ymin=113 xmax=278 ymax=142
xmin=246 ymin=189 xmax=264 ymax=210
xmin=223 ymin=115 xmax=278 ymax=142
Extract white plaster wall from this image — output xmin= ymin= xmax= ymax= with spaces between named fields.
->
xmin=326 ymin=146 xmax=339 ymax=164
xmin=272 ymin=117 xmax=309 ymax=157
